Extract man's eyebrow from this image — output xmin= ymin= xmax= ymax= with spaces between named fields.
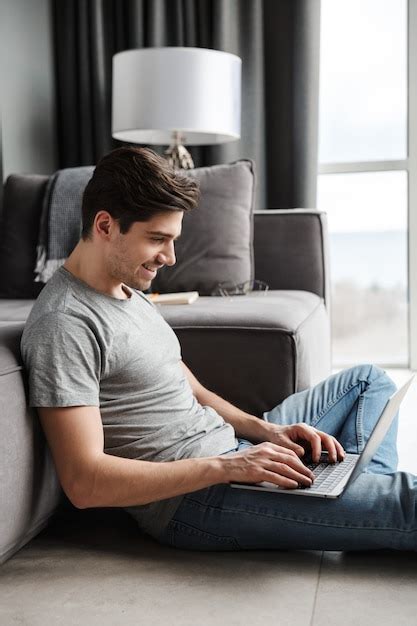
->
xmin=146 ymin=230 xmax=181 ymax=241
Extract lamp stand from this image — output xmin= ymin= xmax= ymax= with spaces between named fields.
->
xmin=164 ymin=131 xmax=194 ymax=169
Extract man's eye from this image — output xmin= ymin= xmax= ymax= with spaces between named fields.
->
xmin=151 ymin=238 xmax=164 ymax=243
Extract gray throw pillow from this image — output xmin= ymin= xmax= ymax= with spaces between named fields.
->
xmin=152 ymin=160 xmax=256 ymax=296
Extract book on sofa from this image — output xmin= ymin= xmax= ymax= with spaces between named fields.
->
xmin=148 ymin=291 xmax=199 ymax=305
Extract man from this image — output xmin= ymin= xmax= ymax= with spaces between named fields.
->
xmin=21 ymin=147 xmax=417 ymax=552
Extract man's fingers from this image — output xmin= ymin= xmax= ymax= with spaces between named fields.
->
xmin=274 ymin=461 xmax=313 ymax=486
xmin=264 ymin=461 xmax=313 ymax=487
xmin=268 ymin=442 xmax=299 ymax=457
xmin=294 ymin=425 xmax=346 ymax=463
xmin=334 ymin=438 xmax=346 ymax=460
xmin=254 ymin=443 xmax=314 ymax=480
xmin=232 ymin=443 xmax=316 ymax=486
xmin=281 ymin=439 xmax=305 ymax=457
xmin=273 ymin=452 xmax=315 ymax=481
xmin=316 ymin=433 xmax=337 ymax=462
xmin=312 ymin=431 xmax=345 ymax=463
xmin=299 ymin=429 xmax=322 ymax=462
xmin=262 ymin=471 xmax=299 ymax=489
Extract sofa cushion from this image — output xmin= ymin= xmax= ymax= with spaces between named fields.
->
xmin=0 ymin=299 xmax=35 ymax=323
xmin=0 ymin=323 xmax=61 ymax=565
xmin=0 ymin=175 xmax=49 ymax=299
xmin=160 ymin=290 xmax=330 ymax=415
xmin=0 ymin=289 xmax=330 ymax=414
xmin=0 ymin=290 xmax=330 ymax=416
xmin=0 ymin=160 xmax=255 ymax=300
xmin=152 ymin=160 xmax=256 ymax=296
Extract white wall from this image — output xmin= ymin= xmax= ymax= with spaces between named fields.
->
xmin=0 ymin=0 xmax=58 ymax=180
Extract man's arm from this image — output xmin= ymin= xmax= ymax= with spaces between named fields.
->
xmin=181 ymin=362 xmax=345 ymax=463
xmin=38 ymin=406 xmax=225 ymax=509
xmin=38 ymin=405 xmax=315 ymax=510
xmin=181 ymin=362 xmax=268 ymax=442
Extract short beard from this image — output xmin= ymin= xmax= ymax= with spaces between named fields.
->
xmin=106 ymin=250 xmax=151 ymax=292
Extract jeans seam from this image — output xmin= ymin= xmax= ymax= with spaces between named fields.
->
xmin=181 ymin=499 xmax=415 ymax=533
xmin=356 ymin=393 xmax=365 ymax=452
xmin=312 ymin=379 xmax=367 ymax=427
xmin=168 ymin=519 xmax=241 ymax=548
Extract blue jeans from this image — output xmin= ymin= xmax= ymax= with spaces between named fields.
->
xmin=156 ymin=364 xmax=417 ymax=552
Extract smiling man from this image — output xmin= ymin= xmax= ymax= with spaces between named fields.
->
xmin=20 ymin=147 xmax=417 ymax=553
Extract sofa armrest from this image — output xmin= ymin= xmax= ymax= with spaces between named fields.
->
xmin=253 ymin=209 xmax=330 ymax=309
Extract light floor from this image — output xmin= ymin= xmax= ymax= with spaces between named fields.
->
xmin=0 ymin=368 xmax=416 ymax=626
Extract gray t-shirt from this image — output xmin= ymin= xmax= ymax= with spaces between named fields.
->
xmin=21 ymin=267 xmax=237 ymax=536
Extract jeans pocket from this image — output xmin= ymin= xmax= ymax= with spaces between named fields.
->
xmin=164 ymin=519 xmax=241 ymax=551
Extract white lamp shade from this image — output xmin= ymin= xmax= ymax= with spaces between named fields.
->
xmin=112 ymin=47 xmax=241 ymax=146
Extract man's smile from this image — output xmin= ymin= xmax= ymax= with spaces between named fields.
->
xmin=141 ymin=263 xmax=159 ymax=279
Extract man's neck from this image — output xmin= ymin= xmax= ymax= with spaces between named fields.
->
xmin=64 ymin=242 xmax=130 ymax=300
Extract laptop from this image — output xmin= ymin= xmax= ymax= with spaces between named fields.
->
xmin=230 ymin=375 xmax=415 ymax=499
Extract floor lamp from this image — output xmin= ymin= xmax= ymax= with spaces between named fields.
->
xmin=112 ymin=47 xmax=241 ymax=169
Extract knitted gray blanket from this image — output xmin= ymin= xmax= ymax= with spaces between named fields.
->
xmin=35 ymin=166 xmax=94 ymax=283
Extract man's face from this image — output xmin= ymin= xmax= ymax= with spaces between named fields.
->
xmin=106 ymin=211 xmax=183 ymax=292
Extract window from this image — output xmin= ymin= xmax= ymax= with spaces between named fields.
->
xmin=318 ymin=0 xmax=414 ymax=368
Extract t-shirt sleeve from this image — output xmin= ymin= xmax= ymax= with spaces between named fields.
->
xmin=21 ymin=312 xmax=102 ymax=407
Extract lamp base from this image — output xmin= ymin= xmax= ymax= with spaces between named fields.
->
xmin=164 ymin=141 xmax=194 ymax=170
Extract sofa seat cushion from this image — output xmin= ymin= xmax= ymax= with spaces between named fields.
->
xmin=0 ymin=300 xmax=35 ymax=324
xmin=159 ymin=290 xmax=331 ymax=416
xmin=0 ymin=290 xmax=330 ymax=417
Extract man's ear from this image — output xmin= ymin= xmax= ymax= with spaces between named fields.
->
xmin=94 ymin=211 xmax=117 ymax=238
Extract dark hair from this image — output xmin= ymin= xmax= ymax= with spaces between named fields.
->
xmin=81 ymin=146 xmax=200 ymax=239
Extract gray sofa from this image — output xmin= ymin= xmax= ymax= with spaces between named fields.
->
xmin=0 ymin=172 xmax=331 ymax=565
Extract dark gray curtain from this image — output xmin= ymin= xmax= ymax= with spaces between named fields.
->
xmin=52 ymin=0 xmax=320 ymax=209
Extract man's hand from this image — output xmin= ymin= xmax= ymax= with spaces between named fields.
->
xmin=220 ymin=442 xmax=315 ymax=489
xmin=261 ymin=423 xmax=345 ymax=464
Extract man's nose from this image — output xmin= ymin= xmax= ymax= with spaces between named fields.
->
xmin=159 ymin=242 xmax=176 ymax=267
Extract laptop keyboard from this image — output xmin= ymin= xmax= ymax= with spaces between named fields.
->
xmin=301 ymin=454 xmax=357 ymax=493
